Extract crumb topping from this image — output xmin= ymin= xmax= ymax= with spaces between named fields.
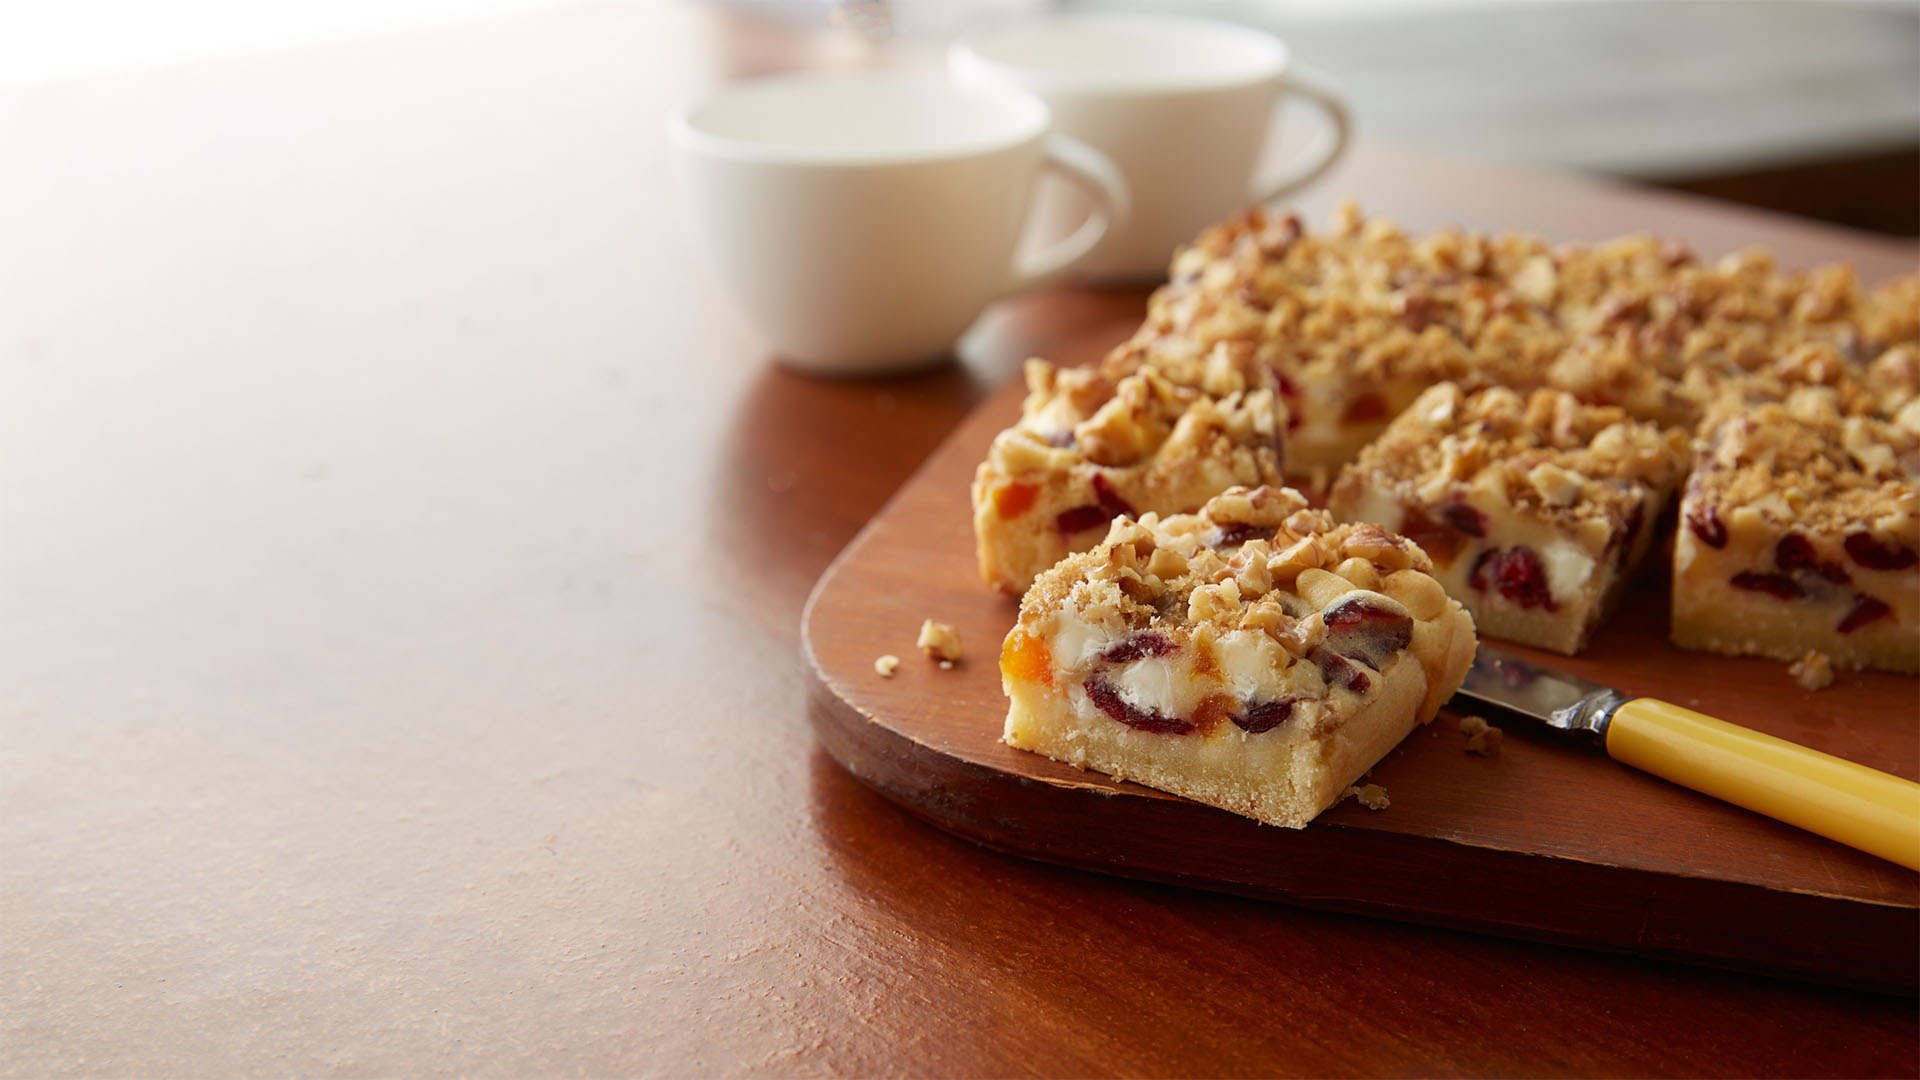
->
xmin=1689 ymin=400 xmax=1920 ymax=540
xmin=1129 ymin=203 xmax=1909 ymax=439
xmin=1014 ymin=486 xmax=1472 ymax=725
xmin=986 ymin=358 xmax=1283 ymax=499
xmin=1019 ymin=486 xmax=1442 ymax=653
xmin=1331 ymin=383 xmax=1690 ymax=530
xmin=1861 ymin=273 xmax=1920 ymax=348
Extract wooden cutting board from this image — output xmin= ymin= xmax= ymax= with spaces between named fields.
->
xmin=801 ymin=322 xmax=1920 ymax=996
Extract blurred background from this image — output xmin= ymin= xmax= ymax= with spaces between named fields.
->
xmin=3 ymin=0 xmax=1916 ymax=234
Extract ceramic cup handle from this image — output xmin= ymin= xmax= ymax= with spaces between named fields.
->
xmin=1006 ymin=133 xmax=1131 ymax=295
xmin=1248 ymin=67 xmax=1351 ymax=204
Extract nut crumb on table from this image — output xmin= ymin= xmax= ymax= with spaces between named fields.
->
xmin=1788 ymin=649 xmax=1836 ymax=691
xmin=1458 ymin=714 xmax=1504 ymax=756
xmin=873 ymin=654 xmax=900 ymax=678
xmin=1343 ymin=783 xmax=1391 ymax=810
xmin=918 ymin=619 xmax=963 ymax=662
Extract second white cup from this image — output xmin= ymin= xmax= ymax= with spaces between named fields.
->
xmin=951 ymin=13 xmax=1350 ymax=281
xmin=670 ymin=72 xmax=1129 ymax=375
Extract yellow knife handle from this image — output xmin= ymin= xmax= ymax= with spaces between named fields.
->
xmin=1606 ymin=697 xmax=1920 ymax=871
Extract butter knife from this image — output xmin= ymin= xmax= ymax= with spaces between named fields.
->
xmin=1456 ymin=645 xmax=1920 ymax=871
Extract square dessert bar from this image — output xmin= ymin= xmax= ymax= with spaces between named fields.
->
xmin=1328 ymin=384 xmax=1690 ymax=655
xmin=971 ymin=351 xmax=1284 ymax=595
xmin=1673 ymin=395 xmax=1919 ymax=673
xmin=999 ymin=486 xmax=1476 ymax=828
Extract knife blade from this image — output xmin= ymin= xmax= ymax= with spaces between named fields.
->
xmin=1455 ymin=645 xmax=1920 ymax=871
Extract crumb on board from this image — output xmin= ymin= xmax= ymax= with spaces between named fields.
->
xmin=873 ymin=654 xmax=900 ymax=678
xmin=1342 ymin=783 xmax=1390 ymax=811
xmin=938 ymin=659 xmax=954 ymax=670
xmin=1458 ymin=714 xmax=1504 ymax=756
xmin=1788 ymin=650 xmax=1834 ymax=691
xmin=918 ymin=619 xmax=963 ymax=663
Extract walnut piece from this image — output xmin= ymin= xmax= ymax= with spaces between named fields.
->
xmin=917 ymin=620 xmax=963 ymax=663
xmin=1343 ymin=783 xmax=1391 ymax=810
xmin=1787 ymin=650 xmax=1835 ymax=691
xmin=1458 ymin=714 xmax=1505 ymax=756
xmin=873 ymin=654 xmax=901 ymax=678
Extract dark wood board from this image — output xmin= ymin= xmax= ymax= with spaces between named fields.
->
xmin=802 ymin=325 xmax=1920 ymax=994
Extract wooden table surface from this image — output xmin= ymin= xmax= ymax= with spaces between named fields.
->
xmin=3 ymin=5 xmax=1916 ymax=1077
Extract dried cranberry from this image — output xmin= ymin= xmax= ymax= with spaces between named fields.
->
xmin=1275 ymin=371 xmax=1300 ymax=399
xmin=1055 ymin=505 xmax=1107 ymax=536
xmin=1232 ymin=698 xmax=1296 ymax=734
xmin=1083 ymin=677 xmax=1194 ymax=735
xmin=1212 ymin=522 xmax=1275 ymax=549
xmin=1686 ymin=506 xmax=1727 ymax=549
xmin=1774 ymin=533 xmax=1816 ymax=571
xmin=1730 ymin=571 xmax=1802 ymax=601
xmin=1468 ymin=549 xmax=1497 ymax=592
xmin=1342 ymin=392 xmax=1389 ymax=425
xmin=1844 ymin=532 xmax=1918 ymax=572
xmin=1441 ymin=503 xmax=1488 ymax=538
xmin=1492 ymin=547 xmax=1556 ymax=611
xmin=1315 ymin=649 xmax=1371 ymax=694
xmin=1323 ymin=596 xmax=1415 ymax=670
xmin=1100 ymin=633 xmax=1176 ymax=664
xmin=1091 ymin=473 xmax=1137 ymax=520
xmin=1837 ymin=594 xmax=1892 ymax=634
xmin=1775 ymin=533 xmax=1850 ymax=585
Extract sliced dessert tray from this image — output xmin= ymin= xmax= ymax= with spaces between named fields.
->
xmin=803 ymin=220 xmax=1920 ymax=994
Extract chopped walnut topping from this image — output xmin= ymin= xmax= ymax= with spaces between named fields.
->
xmin=1331 ymin=383 xmax=1690 ymax=535
xmin=1141 ymin=204 xmax=1886 ymax=457
xmin=1787 ymin=650 xmax=1836 ymax=691
xmin=917 ymin=620 xmax=963 ymax=663
xmin=1013 ymin=485 xmax=1477 ymax=730
xmin=972 ymin=342 xmax=1287 ymax=594
xmin=1689 ymin=402 xmax=1918 ymax=541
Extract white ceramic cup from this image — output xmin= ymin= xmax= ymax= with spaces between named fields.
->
xmin=951 ymin=13 xmax=1350 ymax=281
xmin=669 ymin=72 xmax=1129 ymax=375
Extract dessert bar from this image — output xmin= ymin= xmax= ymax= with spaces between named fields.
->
xmin=999 ymin=486 xmax=1476 ymax=827
xmin=1328 ymin=384 xmax=1689 ymax=654
xmin=971 ymin=353 xmax=1284 ymax=595
xmin=1672 ymin=395 xmax=1919 ymax=673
